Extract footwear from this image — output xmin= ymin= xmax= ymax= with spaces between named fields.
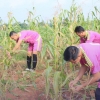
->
xmin=25 ymin=68 xmax=30 ymax=71
xmin=29 ymin=69 xmax=35 ymax=72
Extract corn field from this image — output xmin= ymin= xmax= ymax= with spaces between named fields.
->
xmin=0 ymin=1 xmax=100 ymax=100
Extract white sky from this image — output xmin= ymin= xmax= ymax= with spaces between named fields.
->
xmin=0 ymin=0 xmax=100 ymax=23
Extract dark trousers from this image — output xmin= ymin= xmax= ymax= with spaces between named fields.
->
xmin=95 ymin=88 xmax=100 ymax=100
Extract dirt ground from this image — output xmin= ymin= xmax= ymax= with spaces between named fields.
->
xmin=0 ymin=61 xmax=47 ymax=100
xmin=5 ymin=76 xmax=46 ymax=100
xmin=62 ymin=90 xmax=95 ymax=100
xmin=0 ymin=61 xmax=96 ymax=100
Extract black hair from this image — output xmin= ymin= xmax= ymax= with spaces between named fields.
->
xmin=74 ymin=26 xmax=85 ymax=33
xmin=9 ymin=31 xmax=16 ymax=37
xmin=63 ymin=46 xmax=79 ymax=61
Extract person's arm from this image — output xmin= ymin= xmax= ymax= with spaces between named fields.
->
xmin=75 ymin=65 xmax=88 ymax=81
xmin=73 ymin=72 xmax=100 ymax=92
xmin=17 ymin=46 xmax=21 ymax=50
xmin=6 ymin=50 xmax=12 ymax=59
xmin=6 ymin=41 xmax=21 ymax=58
xmin=13 ymin=40 xmax=22 ymax=52
xmin=69 ymin=65 xmax=88 ymax=88
xmin=82 ymin=72 xmax=100 ymax=87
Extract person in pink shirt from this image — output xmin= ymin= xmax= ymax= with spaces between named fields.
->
xmin=9 ymin=30 xmax=42 ymax=72
xmin=63 ymin=43 xmax=100 ymax=100
xmin=74 ymin=26 xmax=100 ymax=43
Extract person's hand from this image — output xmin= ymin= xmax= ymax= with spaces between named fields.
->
xmin=69 ymin=80 xmax=78 ymax=89
xmin=71 ymin=85 xmax=84 ymax=93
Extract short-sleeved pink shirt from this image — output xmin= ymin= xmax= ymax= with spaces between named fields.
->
xmin=18 ymin=30 xmax=40 ymax=44
xmin=80 ymin=31 xmax=100 ymax=43
xmin=18 ymin=30 xmax=42 ymax=51
xmin=79 ymin=43 xmax=100 ymax=74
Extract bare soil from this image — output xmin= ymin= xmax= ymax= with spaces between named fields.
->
xmin=0 ymin=61 xmax=96 ymax=100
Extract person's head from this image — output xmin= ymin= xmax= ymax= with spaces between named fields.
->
xmin=63 ymin=46 xmax=82 ymax=64
xmin=9 ymin=31 xmax=19 ymax=41
xmin=74 ymin=26 xmax=86 ymax=38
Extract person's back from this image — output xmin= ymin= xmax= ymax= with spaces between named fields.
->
xmin=74 ymin=26 xmax=100 ymax=43
xmin=19 ymin=30 xmax=40 ymax=44
xmin=79 ymin=43 xmax=100 ymax=74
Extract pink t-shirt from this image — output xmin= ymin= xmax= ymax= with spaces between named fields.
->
xmin=80 ymin=31 xmax=100 ymax=43
xmin=18 ymin=30 xmax=40 ymax=44
xmin=79 ymin=43 xmax=100 ymax=74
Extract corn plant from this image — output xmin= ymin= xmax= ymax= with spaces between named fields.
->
xmin=0 ymin=0 xmax=99 ymax=99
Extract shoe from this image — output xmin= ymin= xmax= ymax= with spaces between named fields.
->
xmin=25 ymin=68 xmax=30 ymax=71
xmin=29 ymin=69 xmax=35 ymax=72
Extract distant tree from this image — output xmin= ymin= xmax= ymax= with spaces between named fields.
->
xmin=19 ymin=22 xmax=29 ymax=29
xmin=38 ymin=21 xmax=45 ymax=26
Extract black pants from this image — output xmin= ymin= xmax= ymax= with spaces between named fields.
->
xmin=95 ymin=88 xmax=100 ymax=100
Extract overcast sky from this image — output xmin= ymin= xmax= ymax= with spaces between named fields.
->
xmin=0 ymin=0 xmax=99 ymax=23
